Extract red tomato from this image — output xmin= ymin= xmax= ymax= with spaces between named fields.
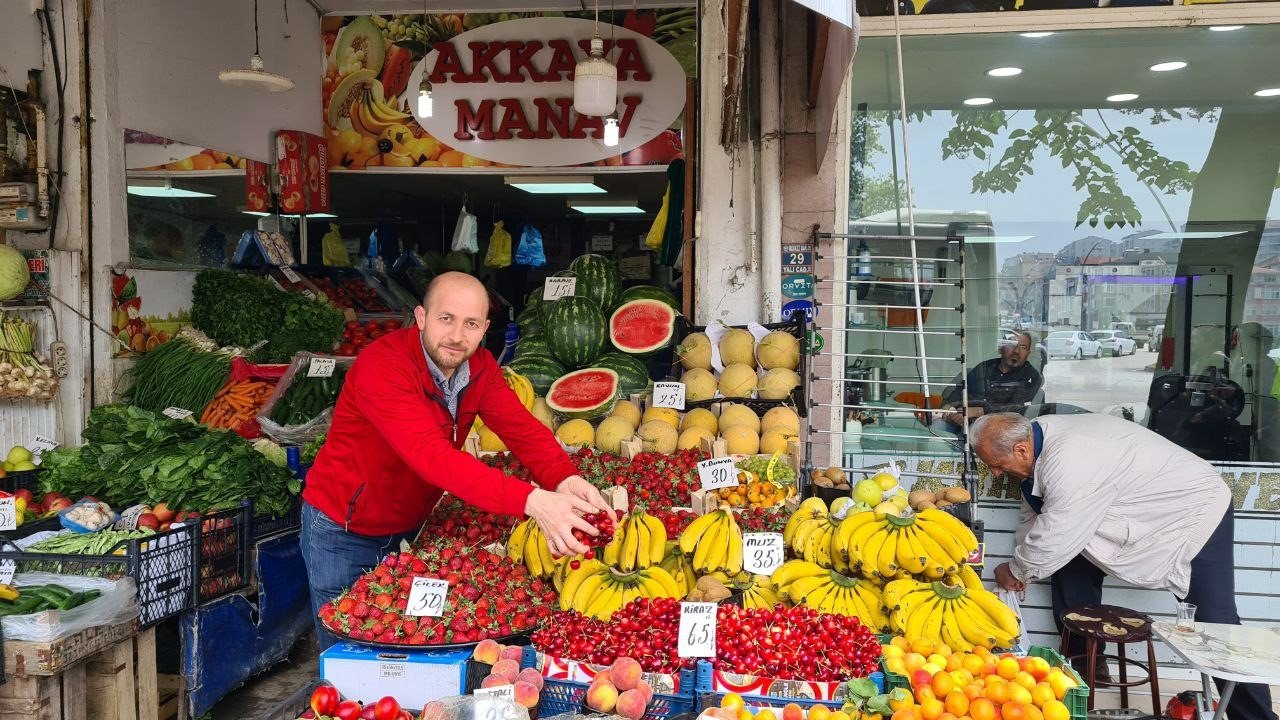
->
xmin=345 ymin=321 xmax=360 ymax=332
xmin=374 ymin=697 xmax=402 ymax=720
xmin=310 ymin=685 xmax=340 ymax=717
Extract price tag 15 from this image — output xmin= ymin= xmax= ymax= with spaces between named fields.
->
xmin=651 ymin=382 xmax=686 ymax=410
xmin=406 ymin=577 xmax=449 ymax=617
xmin=742 ymin=533 xmax=785 ymax=576
xmin=697 ymin=457 xmax=738 ymax=491
xmin=543 ymin=276 xmax=577 ymax=301
xmin=162 ymin=407 xmax=193 ymax=420
xmin=0 ymin=497 xmax=16 ymax=532
xmin=474 ymin=685 xmax=514 ymax=720
xmin=678 ymin=602 xmax=717 ymax=657
xmin=308 ymin=357 xmax=337 ymax=378
xmin=0 ymin=560 xmax=14 ymax=585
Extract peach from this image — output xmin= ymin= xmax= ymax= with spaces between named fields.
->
xmin=635 ymin=680 xmax=654 ymax=706
xmin=513 ymin=680 xmax=540 ymax=709
xmin=783 ymin=704 xmax=805 ymax=720
xmin=517 ymin=668 xmax=545 ymax=690
xmin=480 ymin=675 xmax=509 ymax=689
xmin=473 ymin=639 xmax=502 ymax=665
xmin=491 ymin=659 xmax=521 ymax=682
xmin=612 ymin=656 xmax=644 ymax=691
xmin=616 ymin=689 xmax=647 ymax=720
xmin=586 ymin=681 xmax=619 ymax=713
xmin=593 ymin=669 xmax=613 ymax=686
xmin=501 ymin=645 xmax=525 ymax=662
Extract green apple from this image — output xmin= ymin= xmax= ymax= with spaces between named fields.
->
xmin=12 ymin=461 xmax=36 ymax=472
xmin=6 ymin=446 xmax=32 ymax=465
xmin=853 ymin=478 xmax=883 ymax=507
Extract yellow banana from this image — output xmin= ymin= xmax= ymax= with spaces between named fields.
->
xmin=803 ymin=579 xmax=838 ymax=611
xmin=506 ymin=520 xmax=530 ymax=563
xmin=785 ymin=574 xmax=829 ymax=604
xmin=914 ymin=528 xmax=957 ymax=577
xmin=724 ymin=526 xmax=743 ymax=575
xmin=693 ymin=514 xmax=726 ymax=571
xmin=965 ymin=584 xmax=1022 ymax=638
xmin=956 ymin=564 xmax=985 ymax=592
xmin=791 ymin=516 xmax=824 ymax=557
xmin=604 ymin=532 xmax=623 ymax=566
xmin=560 ymin=559 xmax=602 ymax=609
xmin=876 ymin=527 xmax=900 ymax=577
xmin=771 ymin=559 xmax=828 ymax=589
xmin=620 ymin=515 xmax=640 ymax=572
xmin=953 ymin=595 xmax=999 ymax=648
xmin=835 ymin=511 xmax=876 ymax=563
xmin=919 ymin=509 xmax=979 ymax=553
xmin=538 ymin=534 xmax=556 ymax=576
xmin=679 ymin=511 xmax=722 ymax=554
xmin=642 ymin=513 xmax=667 ymax=566
xmin=911 ymin=594 xmax=943 ymax=642
xmin=570 ymin=568 xmax=607 ymax=612
xmin=915 ymin=515 xmax=969 ymax=565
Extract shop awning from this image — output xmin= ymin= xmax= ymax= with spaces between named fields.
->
xmin=812 ymin=16 xmax=859 ymax=170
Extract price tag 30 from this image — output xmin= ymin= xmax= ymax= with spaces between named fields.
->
xmin=0 ymin=560 xmax=14 ymax=585
xmin=162 ymin=407 xmax=193 ymax=420
xmin=543 ymin=276 xmax=577 ymax=301
xmin=678 ymin=602 xmax=717 ymax=657
xmin=308 ymin=357 xmax=337 ymax=378
xmin=651 ymin=382 xmax=686 ymax=410
xmin=697 ymin=457 xmax=738 ymax=491
xmin=406 ymin=577 xmax=449 ymax=617
xmin=742 ymin=533 xmax=785 ymax=576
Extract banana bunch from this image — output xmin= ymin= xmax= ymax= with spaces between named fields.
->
xmin=771 ymin=560 xmax=888 ymax=631
xmin=740 ymin=575 xmax=783 ymax=610
xmin=678 ymin=509 xmax=743 ymax=575
xmin=783 ymin=497 xmax=843 ymax=570
xmin=559 ymin=559 xmax=683 ymax=620
xmin=502 ymin=368 xmax=535 ymax=410
xmin=506 ymin=519 xmax=555 ymax=579
xmin=350 ymin=87 xmax=414 ymax=138
xmin=834 ymin=507 xmax=979 ymax=580
xmin=659 ymin=543 xmax=697 ymax=596
xmin=885 ymin=572 xmax=1021 ymax=651
xmin=603 ymin=509 xmax=667 ymax=572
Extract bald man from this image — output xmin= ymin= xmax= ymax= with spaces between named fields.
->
xmin=302 ymin=272 xmax=613 ymax=648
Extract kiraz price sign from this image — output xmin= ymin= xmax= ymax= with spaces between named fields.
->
xmin=543 ymin=276 xmax=577 ymax=301
xmin=651 ymin=382 xmax=686 ymax=410
xmin=697 ymin=457 xmax=738 ymax=491
xmin=742 ymin=533 xmax=784 ymax=576
xmin=678 ymin=601 xmax=717 ymax=657
xmin=406 ymin=577 xmax=449 ymax=617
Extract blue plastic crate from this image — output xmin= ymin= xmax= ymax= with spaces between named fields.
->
xmin=695 ymin=661 xmax=884 ymax=712
xmin=537 ymin=666 xmax=696 ymax=720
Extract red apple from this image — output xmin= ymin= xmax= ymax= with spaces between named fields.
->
xmin=152 ymin=502 xmax=176 ymax=523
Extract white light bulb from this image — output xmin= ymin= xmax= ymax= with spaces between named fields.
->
xmin=603 ymin=117 xmax=620 ymax=147
xmin=573 ymin=37 xmax=618 ymax=117
xmin=417 ymin=87 xmax=433 ymax=118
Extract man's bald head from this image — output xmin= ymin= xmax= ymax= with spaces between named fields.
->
xmin=414 ymin=272 xmax=491 ymax=376
xmin=424 ymin=271 xmax=488 ymax=312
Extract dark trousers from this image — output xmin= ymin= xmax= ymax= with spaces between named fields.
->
xmin=1051 ymin=509 xmax=1276 ymax=720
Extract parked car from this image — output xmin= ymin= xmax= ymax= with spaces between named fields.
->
xmin=1110 ymin=321 xmax=1146 ymax=349
xmin=1001 ymin=328 xmax=1049 ymax=373
xmin=1046 ymin=330 xmax=1102 ymax=359
xmin=1150 ymin=324 xmax=1165 ymax=352
xmin=1092 ymin=329 xmax=1137 ymax=356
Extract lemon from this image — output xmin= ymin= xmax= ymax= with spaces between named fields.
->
xmin=873 ymin=471 xmax=898 ymax=491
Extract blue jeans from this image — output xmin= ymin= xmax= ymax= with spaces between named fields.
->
xmin=301 ymin=502 xmax=418 ymax=651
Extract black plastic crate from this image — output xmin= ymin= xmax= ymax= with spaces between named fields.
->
xmin=196 ymin=500 xmax=253 ymax=603
xmin=0 ymin=469 xmax=42 ymax=495
xmin=666 ymin=312 xmax=809 ymax=418
xmin=254 ymin=496 xmax=302 ymax=541
xmin=0 ymin=525 xmax=197 ymax=628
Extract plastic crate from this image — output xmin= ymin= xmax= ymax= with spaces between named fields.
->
xmin=0 ymin=468 xmax=42 ymax=495
xmin=695 ymin=661 xmax=885 ymax=712
xmin=196 ymin=500 xmax=253 ymax=603
xmin=1028 ymin=646 xmax=1090 ymax=720
xmin=539 ymin=676 xmax=696 ymax=720
xmin=259 ymin=679 xmax=325 ymax=720
xmin=254 ymin=496 xmax=302 ymax=541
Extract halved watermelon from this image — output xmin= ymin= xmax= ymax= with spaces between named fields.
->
xmin=609 ymin=299 xmax=676 ymax=355
xmin=545 ymin=368 xmax=620 ymax=420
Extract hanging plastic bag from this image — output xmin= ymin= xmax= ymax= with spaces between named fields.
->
xmin=645 ymin=186 xmax=671 ymax=251
xmin=996 ymin=586 xmax=1026 ymax=649
xmin=321 ymin=223 xmax=350 ymax=266
xmin=452 ymin=207 xmax=479 ymax=254
xmin=515 ymin=224 xmax=546 ymax=268
xmin=484 ymin=221 xmax=513 ymax=269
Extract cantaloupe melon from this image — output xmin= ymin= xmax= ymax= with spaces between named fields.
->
xmin=719 ymin=403 xmax=761 ymax=434
xmin=758 ymin=368 xmax=801 ymax=400
xmin=718 ymin=363 xmax=758 ymax=398
xmin=610 ymin=399 xmax=642 ymax=429
xmin=756 ymin=330 xmax=800 ymax=370
xmin=761 ymin=407 xmax=800 ymax=435
xmin=556 ymin=419 xmax=595 ymax=447
xmin=677 ymin=426 xmax=715 ymax=450
xmin=760 ymin=428 xmax=797 ymax=455
xmin=682 ymin=368 xmax=719 ymax=402
xmin=642 ymin=406 xmax=681 ymax=428
xmin=532 ymin=397 xmax=557 ymax=429
xmin=638 ymin=420 xmax=679 ymax=454
xmin=681 ymin=407 xmax=719 ymax=435
xmin=478 ymin=425 xmax=508 ymax=451
xmin=719 ymin=328 xmax=756 ymax=366
xmin=677 ymin=332 xmax=713 ymax=371
xmin=595 ymin=416 xmax=635 ymax=454
xmin=722 ymin=425 xmax=760 ymax=455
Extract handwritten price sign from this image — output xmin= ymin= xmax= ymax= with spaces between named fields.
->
xmin=406 ymin=577 xmax=449 ymax=617
xmin=0 ymin=560 xmax=13 ymax=585
xmin=474 ymin=685 xmax=514 ymax=720
xmin=742 ymin=533 xmax=785 ymax=576
xmin=308 ymin=357 xmax=337 ymax=378
xmin=697 ymin=457 xmax=738 ymax=491
xmin=651 ymin=382 xmax=686 ymax=410
xmin=543 ymin=277 xmax=577 ymax=301
xmin=0 ymin=497 xmax=15 ymax=532
xmin=162 ymin=407 xmax=193 ymax=420
xmin=678 ymin=602 xmax=717 ymax=657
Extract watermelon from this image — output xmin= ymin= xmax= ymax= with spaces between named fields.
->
xmin=516 ymin=306 xmax=543 ymax=336
xmin=569 ymin=254 xmax=622 ymax=311
xmin=515 ymin=336 xmax=549 ymax=358
xmin=609 ymin=299 xmax=676 ymax=355
xmin=545 ymin=368 xmax=620 ymax=420
xmin=506 ymin=354 xmax=565 ymax=396
xmin=443 ymin=251 xmax=473 ymax=273
xmin=593 ymin=352 xmax=652 ymax=396
xmin=620 ymin=284 xmax=679 ymax=311
xmin=544 ymin=295 xmax=607 ymax=369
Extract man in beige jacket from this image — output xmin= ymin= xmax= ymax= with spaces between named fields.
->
xmin=971 ymin=412 xmax=1275 ymax=720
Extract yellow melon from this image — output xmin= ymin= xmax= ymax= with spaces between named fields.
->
xmin=532 ymin=397 xmax=557 ymax=429
xmin=642 ymin=406 xmax=681 ymax=428
xmin=677 ymin=426 xmax=716 ymax=451
xmin=638 ymin=420 xmax=679 ymax=454
xmin=478 ymin=425 xmax=507 ymax=452
xmin=718 ymin=403 xmax=761 ymax=434
xmin=718 ymin=363 xmax=758 ymax=398
xmin=556 ymin=419 xmax=595 ymax=447
xmin=719 ymin=328 xmax=757 ymax=367
xmin=760 ymin=428 xmax=797 ymax=455
xmin=681 ymin=407 xmax=719 ymax=435
xmin=761 ymin=407 xmax=800 ymax=435
xmin=682 ymin=368 xmax=719 ymax=402
xmin=721 ymin=425 xmax=760 ymax=455
xmin=677 ymin=332 xmax=713 ymax=371
xmin=610 ymin=399 xmax=642 ymax=429
xmin=595 ymin=416 xmax=635 ymax=454
xmin=758 ymin=368 xmax=801 ymax=400
xmin=756 ymin=330 xmax=800 ymax=370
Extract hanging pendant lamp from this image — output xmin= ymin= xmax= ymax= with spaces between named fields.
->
xmin=573 ymin=0 xmax=617 ymax=117
xmin=219 ymin=0 xmax=295 ymax=92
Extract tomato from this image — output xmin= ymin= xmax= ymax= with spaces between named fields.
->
xmin=310 ymin=684 xmax=340 ymax=717
xmin=374 ymin=697 xmax=402 ymax=720
xmin=366 ymin=321 xmax=381 ymax=333
xmin=338 ymin=343 xmax=357 ymax=356
xmin=335 ymin=700 xmax=363 ymax=720
xmin=345 ymin=321 xmax=360 ymax=332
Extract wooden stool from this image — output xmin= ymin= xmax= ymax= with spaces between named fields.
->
xmin=1059 ymin=604 xmax=1161 ymax=713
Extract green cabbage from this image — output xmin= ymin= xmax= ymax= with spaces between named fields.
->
xmin=0 ymin=245 xmax=30 ymax=301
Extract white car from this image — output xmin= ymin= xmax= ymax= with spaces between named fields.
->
xmin=1046 ymin=331 xmax=1102 ymax=359
xmin=1091 ymin=329 xmax=1137 ymax=356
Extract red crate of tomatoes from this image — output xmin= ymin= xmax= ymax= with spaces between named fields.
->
xmin=338 ymin=316 xmax=408 ymax=356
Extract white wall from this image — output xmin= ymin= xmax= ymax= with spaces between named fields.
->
xmin=0 ymin=3 xmax=43 ymax=82
xmin=113 ymin=0 xmax=322 ymax=162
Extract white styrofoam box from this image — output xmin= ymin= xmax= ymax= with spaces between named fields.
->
xmin=320 ymin=642 xmax=470 ymax=708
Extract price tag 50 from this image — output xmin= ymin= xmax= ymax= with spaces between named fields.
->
xmin=543 ymin=276 xmax=577 ymax=301
xmin=742 ymin=533 xmax=785 ymax=576
xmin=308 ymin=357 xmax=337 ymax=378
xmin=678 ymin=602 xmax=717 ymax=657
xmin=651 ymin=382 xmax=686 ymax=410
xmin=697 ymin=457 xmax=738 ymax=491
xmin=406 ymin=577 xmax=449 ymax=617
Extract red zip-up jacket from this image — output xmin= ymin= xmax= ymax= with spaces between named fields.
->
xmin=302 ymin=327 xmax=578 ymax=536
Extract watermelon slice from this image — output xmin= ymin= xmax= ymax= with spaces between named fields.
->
xmin=609 ymin=299 xmax=676 ymax=355
xmin=545 ymin=368 xmax=620 ymax=420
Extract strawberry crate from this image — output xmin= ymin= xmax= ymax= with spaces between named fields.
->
xmin=195 ymin=500 xmax=253 ymax=602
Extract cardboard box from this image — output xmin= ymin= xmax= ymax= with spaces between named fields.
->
xmin=320 ymin=643 xmax=471 ymax=708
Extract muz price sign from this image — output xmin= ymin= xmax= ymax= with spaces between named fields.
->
xmin=742 ymin=533 xmax=784 ymax=576
xmin=543 ymin=276 xmax=577 ymax=301
xmin=697 ymin=457 xmax=738 ymax=491
xmin=406 ymin=577 xmax=449 ymax=617
xmin=651 ymin=381 xmax=686 ymax=410
xmin=678 ymin=602 xmax=717 ymax=657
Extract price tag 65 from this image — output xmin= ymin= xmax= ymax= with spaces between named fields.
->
xmin=406 ymin=577 xmax=449 ymax=617
xmin=308 ymin=357 xmax=337 ymax=378
xmin=651 ymin=382 xmax=686 ymax=410
xmin=697 ymin=457 xmax=738 ymax=491
xmin=742 ymin=533 xmax=785 ymax=576
xmin=543 ymin=276 xmax=577 ymax=301
xmin=678 ymin=602 xmax=717 ymax=657
xmin=162 ymin=407 xmax=193 ymax=420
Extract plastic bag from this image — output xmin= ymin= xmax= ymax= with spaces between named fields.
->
xmin=419 ymin=694 xmax=528 ymax=720
xmin=484 ymin=221 xmax=513 ymax=269
xmin=322 ymin=223 xmax=351 ymax=267
xmin=452 ymin=207 xmax=479 ymax=254
xmin=996 ymin=586 xmax=1026 ymax=648
xmin=645 ymin=186 xmax=671 ymax=251
xmin=2 ymin=572 xmax=139 ymax=642
xmin=515 ymin=224 xmax=546 ymax=268
xmin=256 ymin=352 xmax=357 ymax=444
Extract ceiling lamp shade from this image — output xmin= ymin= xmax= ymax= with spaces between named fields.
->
xmin=574 ymin=37 xmax=617 ymax=117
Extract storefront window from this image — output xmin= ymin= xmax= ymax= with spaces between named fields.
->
xmin=838 ymin=24 xmax=1280 ymax=465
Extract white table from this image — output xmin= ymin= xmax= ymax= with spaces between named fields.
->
xmin=1151 ymin=621 xmax=1280 ymax=720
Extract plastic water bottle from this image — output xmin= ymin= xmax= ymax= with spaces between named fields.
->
xmin=497 ymin=321 xmax=519 ymax=365
xmin=856 ymin=240 xmax=873 ymax=278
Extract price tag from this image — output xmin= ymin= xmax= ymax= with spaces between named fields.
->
xmin=308 ymin=357 xmax=337 ymax=378
xmin=543 ymin=276 xmax=577 ymax=301
xmin=0 ymin=560 xmax=14 ymax=585
xmin=280 ymin=265 xmax=302 ymax=283
xmin=475 ymin=685 xmax=515 ymax=702
xmin=30 ymin=435 xmax=58 ymax=453
xmin=162 ymin=407 xmax=193 ymax=420
xmin=697 ymin=457 xmax=738 ymax=491
xmin=0 ymin=497 xmax=15 ymax=532
xmin=406 ymin=577 xmax=449 ymax=617
xmin=651 ymin=382 xmax=686 ymax=410
xmin=591 ymin=234 xmax=614 ymax=252
xmin=474 ymin=685 xmax=514 ymax=720
xmin=742 ymin=533 xmax=785 ymax=576
xmin=678 ymin=602 xmax=717 ymax=657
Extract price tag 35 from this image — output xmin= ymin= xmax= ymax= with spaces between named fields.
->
xmin=651 ymin=382 xmax=686 ymax=410
xmin=0 ymin=497 xmax=15 ymax=532
xmin=678 ymin=602 xmax=717 ymax=657
xmin=543 ymin=276 xmax=577 ymax=301
xmin=406 ymin=577 xmax=449 ymax=617
xmin=308 ymin=357 xmax=337 ymax=378
xmin=742 ymin=533 xmax=785 ymax=576
xmin=162 ymin=407 xmax=193 ymax=420
xmin=697 ymin=457 xmax=738 ymax=491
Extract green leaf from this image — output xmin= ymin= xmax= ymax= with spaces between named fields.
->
xmin=866 ymin=694 xmax=894 ymax=715
xmin=847 ymin=678 xmax=879 ymax=700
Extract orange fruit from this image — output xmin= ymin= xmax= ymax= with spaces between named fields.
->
xmin=969 ymin=698 xmax=996 ymax=720
xmin=1047 ymin=672 xmax=1074 ymax=700
xmin=920 ymin=698 xmax=945 ymax=720
xmin=911 ymin=640 xmax=937 ymax=656
xmin=892 ymin=710 xmax=916 ymax=720
xmin=997 ymin=657 xmax=1020 ymax=680
xmin=1031 ymin=683 xmax=1055 ymax=708
xmin=985 ymin=681 xmax=1010 ymax=705
xmin=1015 ymin=672 xmax=1038 ymax=691
xmin=757 ymin=710 xmax=778 ymax=720
xmin=946 ymin=654 xmax=965 ymax=672
xmin=963 ymin=655 xmax=987 ymax=676
xmin=1025 ymin=706 xmax=1044 ymax=720
xmin=964 ymin=683 xmax=985 ymax=701
xmin=944 ymin=692 xmax=969 ymax=717
xmin=190 ymin=154 xmax=217 ymax=171
xmin=721 ymin=694 xmax=746 ymax=713
xmin=1008 ymin=684 xmax=1034 ymax=706
xmin=889 ymin=689 xmax=916 ymax=713
xmin=831 ymin=712 xmax=852 ymax=720
xmin=1027 ymin=657 xmax=1052 ymax=682
xmin=914 ymin=686 xmax=936 ymax=705
xmin=934 ymin=645 xmax=952 ymax=657
xmin=1042 ymin=700 xmax=1070 ymax=720
xmin=737 ymin=709 xmax=753 ymax=720
xmin=892 ymin=637 xmax=911 ymax=649
xmin=1003 ymin=703 xmax=1028 ymax=720
xmin=937 ymin=714 xmax=957 ymax=720
xmin=931 ymin=673 xmax=956 ymax=698
xmin=808 ymin=706 xmax=831 ymax=720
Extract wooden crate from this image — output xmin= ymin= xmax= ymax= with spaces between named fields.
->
xmin=5 ymin=620 xmax=139 ymax=677
xmin=0 ymin=627 xmax=158 ymax=720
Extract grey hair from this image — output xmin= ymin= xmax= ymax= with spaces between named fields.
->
xmin=970 ymin=412 xmax=1033 ymax=456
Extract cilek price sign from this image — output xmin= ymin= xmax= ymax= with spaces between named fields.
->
xmin=406 ymin=577 xmax=449 ymax=617
xmin=651 ymin=382 xmax=685 ymax=410
xmin=678 ymin=602 xmax=717 ymax=657
xmin=697 ymin=457 xmax=738 ymax=491
xmin=742 ymin=533 xmax=784 ymax=576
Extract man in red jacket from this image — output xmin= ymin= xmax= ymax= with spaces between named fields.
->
xmin=301 ymin=272 xmax=613 ymax=648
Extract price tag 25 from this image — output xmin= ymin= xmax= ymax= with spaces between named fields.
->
xmin=0 ymin=497 xmax=16 ymax=532
xmin=308 ymin=357 xmax=337 ymax=378
xmin=651 ymin=382 xmax=686 ymax=410
xmin=543 ymin=276 xmax=577 ymax=301
xmin=406 ymin=577 xmax=449 ymax=617
xmin=742 ymin=533 xmax=784 ymax=576
xmin=678 ymin=602 xmax=717 ymax=657
xmin=162 ymin=407 xmax=193 ymax=420
xmin=0 ymin=560 xmax=14 ymax=585
xmin=697 ymin=457 xmax=738 ymax=491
